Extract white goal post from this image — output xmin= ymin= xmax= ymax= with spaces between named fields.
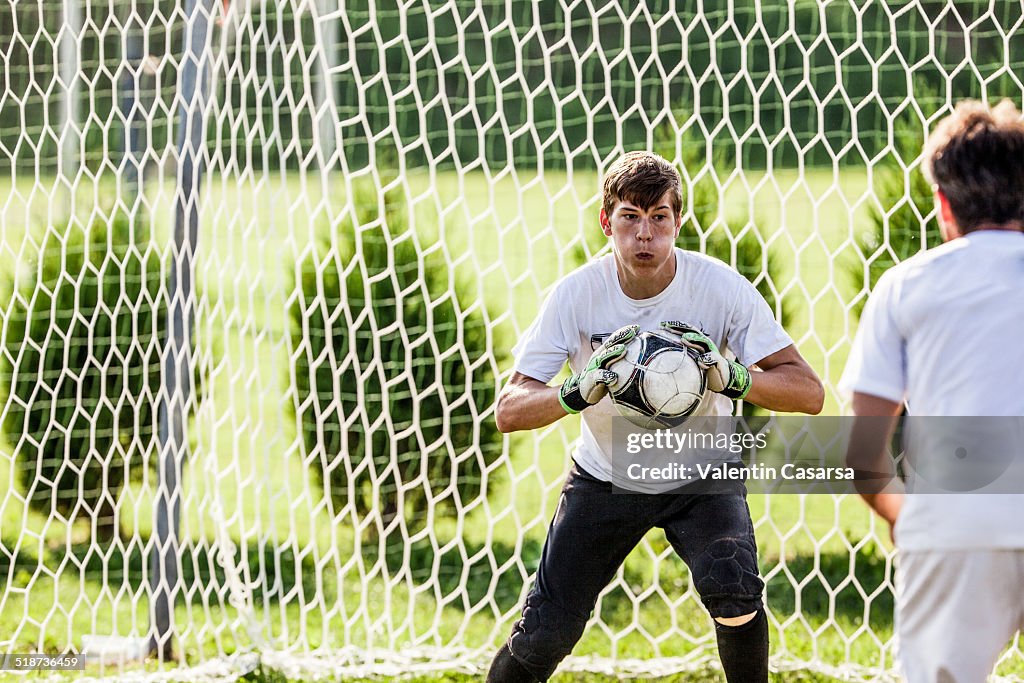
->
xmin=1 ymin=1 xmax=1023 ymax=681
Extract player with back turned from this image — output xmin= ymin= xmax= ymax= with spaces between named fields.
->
xmin=487 ymin=151 xmax=824 ymax=682
xmin=842 ymin=101 xmax=1024 ymax=683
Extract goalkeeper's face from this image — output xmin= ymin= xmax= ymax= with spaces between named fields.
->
xmin=601 ymin=192 xmax=682 ymax=283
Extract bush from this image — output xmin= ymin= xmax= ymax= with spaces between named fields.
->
xmin=290 ymin=181 xmax=504 ymax=538
xmin=847 ymin=123 xmax=941 ymax=320
xmin=1 ymin=211 xmax=165 ymax=541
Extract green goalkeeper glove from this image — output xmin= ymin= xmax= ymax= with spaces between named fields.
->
xmin=558 ymin=324 xmax=639 ymax=414
xmin=659 ymin=321 xmax=752 ymax=400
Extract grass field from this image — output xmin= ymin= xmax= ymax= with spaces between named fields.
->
xmin=0 ymin=167 xmax=1020 ymax=682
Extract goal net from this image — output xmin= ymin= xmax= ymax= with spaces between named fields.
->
xmin=1 ymin=1 xmax=1022 ymax=680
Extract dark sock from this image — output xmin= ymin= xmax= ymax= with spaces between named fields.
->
xmin=715 ymin=609 xmax=769 ymax=683
xmin=486 ymin=644 xmax=538 ymax=683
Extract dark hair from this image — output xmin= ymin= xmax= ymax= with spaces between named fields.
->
xmin=923 ymin=99 xmax=1024 ymax=232
xmin=602 ymin=151 xmax=683 ymax=217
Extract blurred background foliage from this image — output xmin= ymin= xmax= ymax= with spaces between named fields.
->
xmin=2 ymin=0 xmax=1022 ymax=175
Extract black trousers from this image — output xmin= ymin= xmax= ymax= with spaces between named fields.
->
xmin=506 ymin=461 xmax=764 ymax=680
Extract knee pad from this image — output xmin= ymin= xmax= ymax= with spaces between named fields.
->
xmin=690 ymin=536 xmax=764 ymax=619
xmin=507 ymin=593 xmax=589 ymax=681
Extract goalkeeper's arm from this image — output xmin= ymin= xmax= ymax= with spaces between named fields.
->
xmin=494 ymin=372 xmax=575 ymax=433
xmin=496 ymin=324 xmax=638 ymax=433
xmin=660 ymin=321 xmax=824 ymax=414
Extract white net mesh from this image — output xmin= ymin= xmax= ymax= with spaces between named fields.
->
xmin=1 ymin=1 xmax=1023 ymax=680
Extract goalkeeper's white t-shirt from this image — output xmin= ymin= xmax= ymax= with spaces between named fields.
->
xmin=512 ymin=248 xmax=793 ymax=482
xmin=840 ymin=230 xmax=1024 ymax=550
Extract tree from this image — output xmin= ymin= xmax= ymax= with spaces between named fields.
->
xmin=290 ymin=181 xmax=504 ymax=539
xmin=1 ymin=211 xmax=166 ymax=541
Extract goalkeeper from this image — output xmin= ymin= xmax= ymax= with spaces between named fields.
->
xmin=487 ymin=151 xmax=824 ymax=682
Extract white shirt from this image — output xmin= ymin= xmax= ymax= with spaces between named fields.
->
xmin=840 ymin=230 xmax=1024 ymax=550
xmin=513 ymin=248 xmax=793 ymax=481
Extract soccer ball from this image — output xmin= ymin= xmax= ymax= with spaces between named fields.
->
xmin=607 ymin=330 xmax=706 ymax=429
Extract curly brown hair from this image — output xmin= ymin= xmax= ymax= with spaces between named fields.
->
xmin=602 ymin=151 xmax=682 ymax=217
xmin=923 ymin=99 xmax=1024 ymax=232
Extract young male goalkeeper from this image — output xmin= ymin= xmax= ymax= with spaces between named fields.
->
xmin=487 ymin=151 xmax=824 ymax=683
xmin=841 ymin=100 xmax=1024 ymax=683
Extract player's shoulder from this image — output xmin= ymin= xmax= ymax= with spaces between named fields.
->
xmin=675 ymin=247 xmax=754 ymax=289
xmin=890 ymin=238 xmax=963 ymax=275
xmin=878 ymin=232 xmax=1024 ymax=307
xmin=550 ymin=252 xmax=615 ymax=297
xmin=879 ymin=236 xmax=980 ymax=291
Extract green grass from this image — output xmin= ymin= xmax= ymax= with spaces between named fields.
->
xmin=2 ymin=168 xmax=1020 ymax=682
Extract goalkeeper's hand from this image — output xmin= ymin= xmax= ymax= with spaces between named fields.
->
xmin=659 ymin=321 xmax=752 ymax=400
xmin=558 ymin=324 xmax=639 ymax=414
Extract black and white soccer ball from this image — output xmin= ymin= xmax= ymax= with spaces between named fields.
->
xmin=607 ymin=330 xmax=707 ymax=429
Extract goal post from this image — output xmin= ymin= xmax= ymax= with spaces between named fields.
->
xmin=1 ymin=1 xmax=1022 ymax=680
